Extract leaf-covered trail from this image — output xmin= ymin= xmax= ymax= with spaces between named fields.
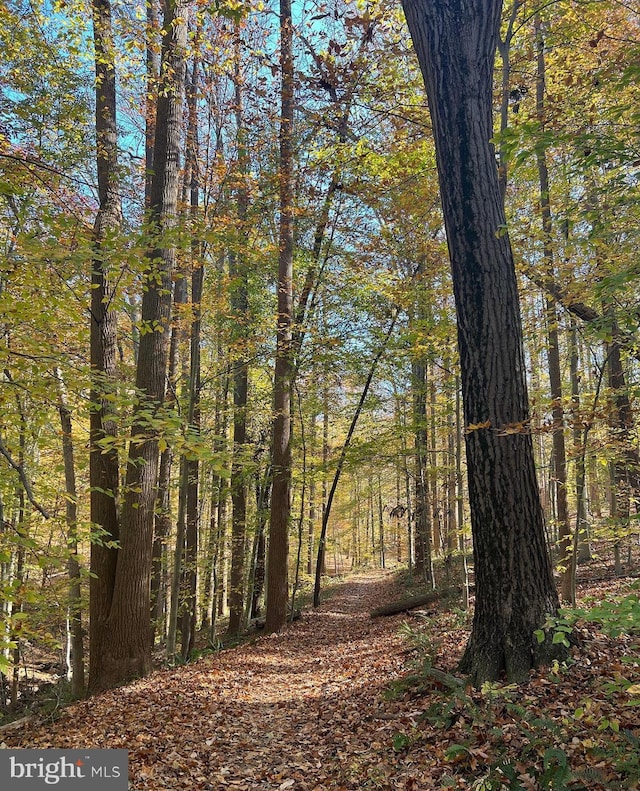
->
xmin=6 ymin=571 xmax=432 ymax=790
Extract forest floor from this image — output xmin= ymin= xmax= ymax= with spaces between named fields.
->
xmin=2 ymin=564 xmax=640 ymax=790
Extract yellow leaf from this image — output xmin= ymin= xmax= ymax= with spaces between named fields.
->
xmin=465 ymin=420 xmax=491 ymax=433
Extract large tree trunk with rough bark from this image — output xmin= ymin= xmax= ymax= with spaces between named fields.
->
xmin=89 ymin=0 xmax=188 ymax=693
xmin=180 ymin=49 xmax=203 ymax=659
xmin=228 ymin=27 xmax=251 ymax=637
xmin=402 ymin=0 xmax=560 ymax=685
xmin=265 ymin=0 xmax=295 ymax=633
xmin=88 ymin=0 xmax=122 ymax=694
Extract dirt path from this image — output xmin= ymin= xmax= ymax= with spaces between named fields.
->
xmin=5 ymin=571 xmax=427 ymax=790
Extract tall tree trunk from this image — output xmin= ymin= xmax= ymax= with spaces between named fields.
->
xmin=202 ymin=473 xmax=221 ymax=635
xmin=228 ymin=26 xmax=250 ymax=637
xmin=496 ymin=0 xmax=523 ymax=199
xmin=367 ymin=476 xmax=374 ymax=563
xmin=377 ymin=475 xmax=385 ymax=569
xmin=165 ymin=41 xmax=202 ymax=661
xmin=181 ymin=292 xmax=201 ymax=658
xmin=215 ymin=366 xmax=231 ymax=622
xmin=265 ymin=0 xmax=295 ymax=633
xmin=321 ymin=308 xmax=330 ymax=577
xmin=201 ymin=345 xmax=230 ymax=631
xmin=534 ymin=13 xmax=572 ymax=602
xmin=89 ymin=0 xmax=188 ymax=693
xmin=413 ymin=360 xmax=432 ymax=585
xmin=10 ymin=406 xmax=27 ymax=709
xmin=56 ymin=375 xmax=85 ymax=699
xmin=291 ymin=388 xmax=308 ymax=615
xmin=167 ymin=456 xmax=187 ymax=658
xmin=250 ymin=467 xmax=270 ymax=619
xmin=313 ymin=311 xmax=400 ymax=606
xmin=180 ymin=43 xmax=203 ymax=660
xmin=10 ymin=486 xmax=25 ymax=710
xmin=145 ymin=0 xmax=160 ymax=206
xmin=429 ymin=375 xmax=441 ymax=556
xmin=151 ymin=259 xmax=188 ymax=648
xmin=456 ymin=375 xmax=469 ymax=609
xmin=88 ymin=0 xmax=122 ymax=694
xmin=570 ymin=321 xmax=590 ymax=565
xmin=606 ymin=326 xmax=634 ymax=576
xmin=445 ymin=357 xmax=457 ymax=555
xmin=405 ymin=458 xmax=413 ymax=571
xmin=402 ymin=0 xmax=561 ymax=685
xmin=306 ymin=416 xmax=317 ymax=576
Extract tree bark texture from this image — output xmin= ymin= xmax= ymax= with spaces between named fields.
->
xmin=181 ymin=303 xmax=201 ymax=659
xmin=57 ymin=394 xmax=85 ymax=699
xmin=412 ymin=360 xmax=432 ymax=584
xmin=266 ymin=0 xmax=295 ymax=633
xmin=606 ymin=325 xmax=635 ymax=575
xmin=570 ymin=322 xmax=590 ymax=566
xmin=145 ymin=0 xmax=160 ymax=207
xmin=228 ymin=30 xmax=250 ymax=637
xmin=402 ymin=0 xmax=560 ymax=684
xmin=89 ymin=0 xmax=188 ymax=692
xmin=534 ymin=13 xmax=572 ymax=602
xmin=180 ymin=50 xmax=203 ymax=660
xmin=88 ymin=0 xmax=122 ymax=694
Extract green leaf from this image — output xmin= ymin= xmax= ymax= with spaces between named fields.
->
xmin=445 ymin=744 xmax=469 ymax=760
xmin=392 ymin=732 xmax=411 ymax=752
xmin=552 ymin=631 xmax=570 ymax=647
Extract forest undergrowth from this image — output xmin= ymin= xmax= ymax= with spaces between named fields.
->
xmin=2 ymin=561 xmax=640 ymax=791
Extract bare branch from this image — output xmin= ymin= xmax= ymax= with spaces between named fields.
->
xmin=0 ymin=434 xmax=50 ymax=519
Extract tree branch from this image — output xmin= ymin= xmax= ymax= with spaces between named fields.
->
xmin=0 ymin=434 xmax=50 ymax=519
xmin=522 ymin=266 xmax=640 ymax=361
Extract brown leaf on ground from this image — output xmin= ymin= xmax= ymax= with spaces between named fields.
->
xmin=3 ymin=567 xmax=640 ymax=790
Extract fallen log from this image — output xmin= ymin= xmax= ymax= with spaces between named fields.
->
xmin=370 ymin=586 xmax=461 ymax=618
xmin=0 ymin=715 xmax=34 ymax=733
